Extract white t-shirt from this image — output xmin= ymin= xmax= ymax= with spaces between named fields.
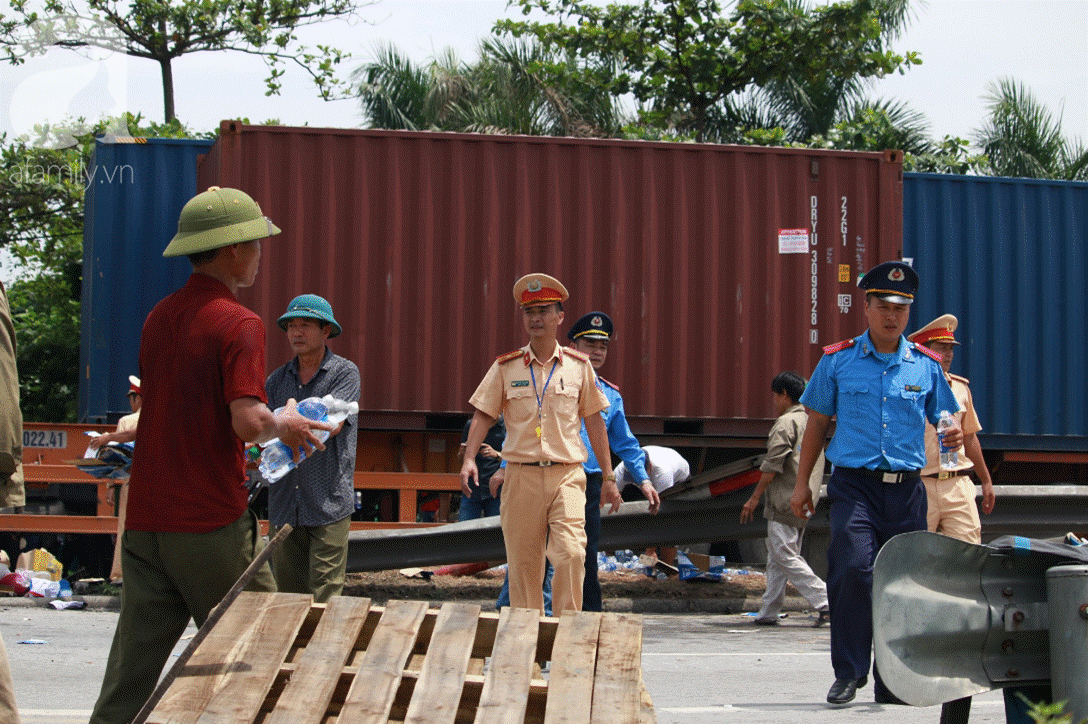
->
xmin=615 ymin=445 xmax=689 ymax=493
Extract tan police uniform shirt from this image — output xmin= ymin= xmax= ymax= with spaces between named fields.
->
xmin=921 ymin=374 xmax=980 ymax=478
xmin=469 ymin=341 xmax=608 ymax=464
xmin=116 ymin=410 xmax=141 ymax=433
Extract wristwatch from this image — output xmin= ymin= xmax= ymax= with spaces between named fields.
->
xmin=604 ymin=472 xmax=616 ymax=482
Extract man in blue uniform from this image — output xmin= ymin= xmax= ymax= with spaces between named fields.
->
xmin=790 ymin=261 xmax=963 ymax=706
xmin=566 ymin=311 xmax=656 ymax=610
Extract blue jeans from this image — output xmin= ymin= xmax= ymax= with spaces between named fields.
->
xmin=459 ymin=494 xmax=501 ymax=522
xmin=496 ymin=561 xmax=554 ymax=616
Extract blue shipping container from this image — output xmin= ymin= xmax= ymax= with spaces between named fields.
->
xmin=904 ymin=172 xmax=1088 ymax=451
xmin=80 ymin=137 xmax=214 ymax=422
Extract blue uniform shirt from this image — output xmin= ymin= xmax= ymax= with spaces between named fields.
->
xmin=801 ymin=331 xmax=960 ymax=472
xmin=579 ymin=378 xmax=649 ymax=482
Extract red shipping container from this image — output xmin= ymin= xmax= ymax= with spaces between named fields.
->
xmin=200 ymin=122 xmax=903 ymax=434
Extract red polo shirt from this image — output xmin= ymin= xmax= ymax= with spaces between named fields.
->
xmin=126 ymin=273 xmax=268 ymax=533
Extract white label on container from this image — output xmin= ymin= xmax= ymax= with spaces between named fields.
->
xmin=778 ymin=228 xmax=809 ymax=254
xmin=23 ymin=429 xmax=67 ymax=449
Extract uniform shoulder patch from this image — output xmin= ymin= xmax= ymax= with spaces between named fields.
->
xmin=822 ymin=338 xmax=856 ymax=355
xmin=949 ymin=373 xmax=970 ymax=385
xmin=496 ymin=350 xmax=523 ymax=364
xmin=599 ymin=376 xmax=619 ymax=391
xmin=914 ymin=343 xmax=943 ymax=363
xmin=564 ymin=347 xmax=590 ymax=362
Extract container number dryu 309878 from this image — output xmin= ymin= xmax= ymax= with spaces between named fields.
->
xmin=22 ymin=430 xmax=67 ymax=449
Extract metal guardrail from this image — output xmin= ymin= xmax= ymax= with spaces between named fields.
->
xmin=345 ymin=484 xmax=1088 ymax=573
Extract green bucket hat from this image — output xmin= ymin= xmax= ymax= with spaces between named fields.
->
xmin=278 ymin=294 xmax=342 ymax=338
xmin=163 ymin=186 xmax=281 ymax=258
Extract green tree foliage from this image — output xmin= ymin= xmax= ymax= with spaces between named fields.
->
xmin=0 ymin=113 xmax=206 ymax=421
xmin=9 ymin=0 xmax=364 ymax=122
xmin=713 ymin=0 xmax=915 ymax=143
xmin=497 ymin=0 xmax=918 ymax=141
xmin=975 ymin=78 xmax=1088 ymax=181
xmin=354 ymin=38 xmax=627 ymax=137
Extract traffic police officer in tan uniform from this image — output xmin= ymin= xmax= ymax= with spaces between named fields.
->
xmin=908 ymin=314 xmax=996 ymax=542
xmin=907 ymin=314 xmax=996 ymax=724
xmin=461 ymin=273 xmax=613 ymax=615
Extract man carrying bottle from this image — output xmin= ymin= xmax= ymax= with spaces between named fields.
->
xmin=89 ymin=187 xmax=331 ymax=724
xmin=266 ymin=294 xmax=360 ymax=602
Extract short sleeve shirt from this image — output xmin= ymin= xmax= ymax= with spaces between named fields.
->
xmin=580 ymin=379 xmax=648 ymax=481
xmin=615 ymin=445 xmax=689 ymax=493
xmin=265 ymin=348 xmax=361 ymax=527
xmin=801 ymin=330 xmax=960 ymax=471
xmin=469 ymin=341 xmax=608 ymax=464
xmin=921 ymin=374 xmax=981 ymax=477
xmin=126 ymin=273 xmax=268 ymax=533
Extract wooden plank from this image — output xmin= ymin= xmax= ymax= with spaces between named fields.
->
xmin=403 ymin=602 xmax=482 ymax=724
xmin=339 ymin=599 xmax=430 ymax=724
xmin=473 ymin=611 xmax=558 ymax=664
xmin=638 ymin=675 xmax=656 ymax=724
xmin=264 ymin=596 xmax=372 ymax=724
xmin=147 ymin=592 xmax=312 ymax=724
xmin=543 ymin=612 xmax=602 ymax=724
xmin=473 ymin=607 xmax=540 ymax=724
xmin=590 ymin=614 xmax=643 ymax=724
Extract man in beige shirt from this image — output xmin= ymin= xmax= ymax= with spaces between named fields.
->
xmin=461 ymin=273 xmax=613 ymax=615
xmin=88 ymin=375 xmax=142 ymax=582
xmin=741 ymin=371 xmax=829 ymax=626
xmin=907 ymin=315 xmax=996 ymax=543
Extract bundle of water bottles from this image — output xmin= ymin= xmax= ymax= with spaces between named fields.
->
xmin=256 ymin=395 xmax=359 ymax=483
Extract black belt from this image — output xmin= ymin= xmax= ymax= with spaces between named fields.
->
xmin=513 ymin=460 xmax=566 ymax=467
xmin=836 ymin=466 xmax=920 ymax=484
xmin=930 ymin=469 xmax=969 ymax=481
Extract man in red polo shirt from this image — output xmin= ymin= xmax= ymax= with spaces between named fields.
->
xmin=89 ymin=187 xmax=331 ymax=724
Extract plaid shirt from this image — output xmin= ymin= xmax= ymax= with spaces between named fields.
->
xmin=265 ymin=348 xmax=360 ymax=527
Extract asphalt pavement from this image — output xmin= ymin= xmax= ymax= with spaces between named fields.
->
xmin=1 ymin=601 xmax=1008 ymax=724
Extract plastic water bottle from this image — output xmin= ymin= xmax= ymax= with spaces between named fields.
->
xmin=258 ymin=395 xmax=359 ymax=483
xmin=937 ymin=410 xmax=958 ymax=469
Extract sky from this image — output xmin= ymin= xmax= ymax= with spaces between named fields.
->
xmin=2 ymin=0 xmax=1086 ymax=147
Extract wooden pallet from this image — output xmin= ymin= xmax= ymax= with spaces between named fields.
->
xmin=146 ymin=592 xmax=655 ymax=724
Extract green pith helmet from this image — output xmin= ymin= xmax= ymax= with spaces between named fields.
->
xmin=162 ymin=186 xmax=281 ymax=258
xmin=278 ymin=294 xmax=342 ymax=338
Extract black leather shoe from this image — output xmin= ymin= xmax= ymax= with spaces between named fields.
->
xmin=827 ymin=676 xmax=867 ymax=705
xmin=875 ymin=689 xmax=908 ymax=705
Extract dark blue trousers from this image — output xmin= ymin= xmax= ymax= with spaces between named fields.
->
xmin=582 ymin=472 xmax=603 ymax=612
xmin=827 ymin=467 xmax=926 ymax=697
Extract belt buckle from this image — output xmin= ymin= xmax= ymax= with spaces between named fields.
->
xmin=938 ymin=470 xmax=953 ymax=480
xmin=539 ymin=460 xmax=553 ymax=467
xmin=882 ymin=472 xmax=900 ymax=484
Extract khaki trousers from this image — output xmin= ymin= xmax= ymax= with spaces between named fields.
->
xmin=89 ymin=510 xmax=275 ymax=724
xmin=501 ymin=462 xmax=586 ymax=615
xmin=269 ymin=516 xmax=351 ymax=603
xmin=0 ymin=634 xmax=19 ymax=724
xmin=923 ymin=474 xmax=981 ymax=544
